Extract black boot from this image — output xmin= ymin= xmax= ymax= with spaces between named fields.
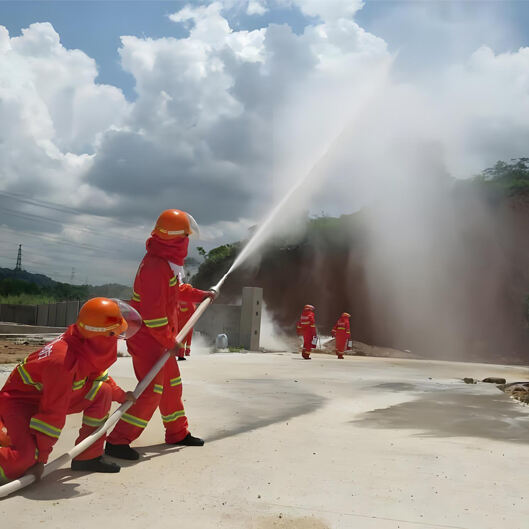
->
xmin=71 ymin=456 xmax=120 ymax=473
xmin=105 ymin=442 xmax=140 ymax=460
xmin=169 ymin=433 xmax=204 ymax=446
xmin=177 ymin=356 xmax=186 ymax=361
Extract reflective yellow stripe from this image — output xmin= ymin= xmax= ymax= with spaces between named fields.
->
xmin=17 ymin=361 xmax=43 ymax=391
xmin=170 ymin=377 xmax=182 ymax=387
xmin=161 ymin=409 xmax=185 ymax=423
xmin=169 ymin=276 xmax=177 ymax=287
xmin=72 ymin=377 xmax=87 ymax=391
xmin=179 ymin=307 xmax=189 ymax=312
xmin=132 ymin=290 xmax=141 ymax=302
xmin=153 ymin=384 xmax=163 ymax=395
xmin=144 ymin=317 xmax=169 ymax=328
xmin=94 ymin=371 xmax=109 ymax=382
xmin=86 ymin=380 xmax=103 ymax=401
xmin=83 ymin=414 xmax=108 ymax=427
xmin=337 ymin=327 xmax=345 ymax=330
xmin=35 ymin=448 xmax=39 ymax=461
xmin=0 ymin=464 xmax=7 ymax=482
xmin=121 ymin=413 xmax=148 ymax=429
xmin=30 ymin=418 xmax=61 ymax=439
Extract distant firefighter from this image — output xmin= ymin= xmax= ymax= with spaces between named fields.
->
xmin=177 ymin=300 xmax=196 ymax=361
xmin=332 ymin=312 xmax=351 ymax=359
xmin=296 ymin=304 xmax=317 ymax=360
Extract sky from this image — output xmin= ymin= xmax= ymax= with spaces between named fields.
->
xmin=1 ymin=0 xmax=529 ymax=285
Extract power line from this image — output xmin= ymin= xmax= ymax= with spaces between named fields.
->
xmin=0 ymin=204 xmax=145 ymax=244
xmin=0 ymin=190 xmax=144 ymax=229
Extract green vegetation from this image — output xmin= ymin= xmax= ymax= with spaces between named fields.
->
xmin=474 ymin=158 xmax=529 ymax=195
xmin=193 ymin=243 xmax=240 ymax=289
xmin=0 ymin=277 xmax=89 ymax=304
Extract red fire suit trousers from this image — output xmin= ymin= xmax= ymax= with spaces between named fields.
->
xmin=0 ymin=383 xmax=113 ymax=482
xmin=107 ymin=328 xmax=188 ymax=445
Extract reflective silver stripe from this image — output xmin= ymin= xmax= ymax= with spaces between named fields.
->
xmin=17 ymin=362 xmax=43 ymax=391
xmin=121 ymin=413 xmax=148 ymax=428
xmin=83 ymin=414 xmax=108 ymax=427
xmin=94 ymin=371 xmax=109 ymax=382
xmin=86 ymin=380 xmax=103 ymax=401
xmin=170 ymin=377 xmax=182 ymax=387
xmin=30 ymin=418 xmax=61 ymax=438
xmin=161 ymin=410 xmax=185 ymax=423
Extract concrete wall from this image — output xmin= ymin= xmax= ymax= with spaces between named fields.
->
xmin=36 ymin=304 xmax=49 ymax=326
xmin=194 ymin=305 xmax=242 ymax=347
xmin=0 ymin=304 xmax=37 ymax=325
xmin=0 ymin=287 xmax=263 ymax=349
xmin=47 ymin=303 xmax=57 ymax=327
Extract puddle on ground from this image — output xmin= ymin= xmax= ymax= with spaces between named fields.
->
xmin=207 ymin=378 xmax=325 ymax=442
xmin=355 ymin=389 xmax=529 ymax=443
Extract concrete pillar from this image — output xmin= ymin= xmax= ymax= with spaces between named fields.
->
xmin=36 ymin=304 xmax=49 ymax=326
xmin=239 ymin=287 xmax=263 ymax=351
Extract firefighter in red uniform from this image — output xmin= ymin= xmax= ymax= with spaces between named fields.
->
xmin=106 ymin=209 xmax=214 ymax=461
xmin=332 ymin=312 xmax=351 ymax=359
xmin=176 ymin=300 xmax=196 ymax=361
xmin=296 ymin=304 xmax=317 ymax=360
xmin=0 ymin=298 xmax=138 ymax=483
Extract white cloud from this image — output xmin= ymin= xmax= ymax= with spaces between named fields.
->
xmin=1 ymin=3 xmax=529 ymax=286
xmin=247 ymin=0 xmax=268 ymax=16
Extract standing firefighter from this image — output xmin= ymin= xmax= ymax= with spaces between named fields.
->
xmin=296 ymin=304 xmax=317 ymax=360
xmin=177 ymin=300 xmax=196 ymax=361
xmin=0 ymin=298 xmax=139 ymax=483
xmin=106 ymin=209 xmax=214 ymax=461
xmin=332 ymin=312 xmax=351 ymax=359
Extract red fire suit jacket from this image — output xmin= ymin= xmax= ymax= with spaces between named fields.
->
xmin=130 ymin=254 xmax=209 ymax=349
xmin=0 ymin=326 xmax=126 ymax=463
xmin=296 ymin=309 xmax=316 ymax=338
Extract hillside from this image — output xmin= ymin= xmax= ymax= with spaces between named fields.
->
xmin=0 ymin=268 xmax=131 ymax=303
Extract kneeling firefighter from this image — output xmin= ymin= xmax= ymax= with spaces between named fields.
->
xmin=296 ymin=304 xmax=317 ymax=360
xmin=0 ymin=298 xmax=139 ymax=483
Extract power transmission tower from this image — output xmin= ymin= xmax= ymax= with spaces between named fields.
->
xmin=70 ymin=267 xmax=76 ymax=283
xmin=15 ymin=244 xmax=22 ymax=272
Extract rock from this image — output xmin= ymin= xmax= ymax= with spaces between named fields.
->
xmin=463 ymin=378 xmax=476 ymax=384
xmin=482 ymin=377 xmax=506 ymax=384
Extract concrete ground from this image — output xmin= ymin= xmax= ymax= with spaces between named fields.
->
xmin=2 ymin=352 xmax=529 ymax=529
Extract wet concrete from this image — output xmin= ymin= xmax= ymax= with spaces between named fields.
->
xmin=2 ymin=353 xmax=529 ymax=529
xmin=356 ymin=385 xmax=529 ymax=443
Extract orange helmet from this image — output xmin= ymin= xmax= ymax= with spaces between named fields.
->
xmin=152 ymin=209 xmax=200 ymax=240
xmin=76 ymin=298 xmax=127 ymax=339
xmin=341 ymin=312 xmax=351 ymax=318
xmin=304 ymin=304 xmax=315 ymax=311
